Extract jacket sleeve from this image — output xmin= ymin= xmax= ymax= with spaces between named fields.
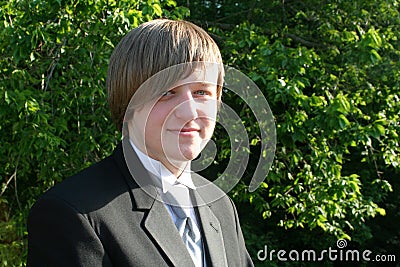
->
xmin=27 ymin=196 xmax=112 ymax=267
xmin=229 ymin=198 xmax=255 ymax=267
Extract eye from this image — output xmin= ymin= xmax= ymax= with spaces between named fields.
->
xmin=161 ymin=90 xmax=174 ymax=97
xmin=195 ymin=90 xmax=207 ymax=96
xmin=194 ymin=83 xmax=217 ymax=98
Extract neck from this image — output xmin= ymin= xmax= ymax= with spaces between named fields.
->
xmin=128 ymin=134 xmax=190 ymax=178
xmin=160 ymin=159 xmax=189 ymax=178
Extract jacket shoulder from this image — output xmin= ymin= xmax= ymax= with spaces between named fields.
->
xmin=37 ymin=149 xmax=132 ymax=214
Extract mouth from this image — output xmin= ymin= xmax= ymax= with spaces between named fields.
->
xmin=169 ymin=127 xmax=201 ymax=136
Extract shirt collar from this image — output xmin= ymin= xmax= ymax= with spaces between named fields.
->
xmin=129 ymin=139 xmax=196 ymax=194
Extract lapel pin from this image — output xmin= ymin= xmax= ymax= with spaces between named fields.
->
xmin=210 ymin=222 xmax=219 ymax=233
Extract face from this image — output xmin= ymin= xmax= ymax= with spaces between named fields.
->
xmin=129 ymin=67 xmax=219 ymax=174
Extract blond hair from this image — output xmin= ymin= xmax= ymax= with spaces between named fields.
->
xmin=107 ymin=19 xmax=223 ymax=131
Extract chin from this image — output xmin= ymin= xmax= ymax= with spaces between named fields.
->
xmin=173 ymin=147 xmax=202 ymax=162
xmin=182 ymin=152 xmax=201 ymax=161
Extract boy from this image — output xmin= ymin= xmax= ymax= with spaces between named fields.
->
xmin=27 ymin=19 xmax=253 ymax=267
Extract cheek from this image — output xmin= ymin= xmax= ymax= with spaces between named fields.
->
xmin=198 ymin=103 xmax=217 ymax=135
xmin=199 ymin=101 xmax=218 ymax=118
xmin=144 ymin=106 xmax=170 ymax=135
xmin=202 ymin=118 xmax=216 ymax=138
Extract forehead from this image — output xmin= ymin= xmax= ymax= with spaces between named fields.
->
xmin=175 ymin=65 xmax=220 ymax=87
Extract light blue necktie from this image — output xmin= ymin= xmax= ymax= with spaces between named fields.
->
xmin=170 ymin=203 xmax=203 ymax=267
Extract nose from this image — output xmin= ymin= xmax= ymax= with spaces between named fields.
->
xmin=174 ymin=89 xmax=198 ymax=121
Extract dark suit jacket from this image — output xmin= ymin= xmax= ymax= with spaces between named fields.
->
xmin=27 ymin=139 xmax=254 ymax=267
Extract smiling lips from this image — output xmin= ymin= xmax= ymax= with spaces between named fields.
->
xmin=169 ymin=127 xmax=201 ymax=136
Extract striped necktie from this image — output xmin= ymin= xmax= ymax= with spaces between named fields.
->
xmin=170 ymin=204 xmax=203 ymax=266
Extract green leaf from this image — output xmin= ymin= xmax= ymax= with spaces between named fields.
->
xmin=339 ymin=114 xmax=349 ymax=127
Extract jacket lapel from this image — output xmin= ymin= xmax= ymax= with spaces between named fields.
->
xmin=191 ymin=183 xmax=229 ymax=267
xmin=132 ymin=186 xmax=195 ymax=267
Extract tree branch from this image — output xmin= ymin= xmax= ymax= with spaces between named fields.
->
xmin=285 ymin=33 xmax=326 ymax=48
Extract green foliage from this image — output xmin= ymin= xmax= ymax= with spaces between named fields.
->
xmin=223 ymin=22 xmax=395 ymax=238
xmin=0 ymin=0 xmax=189 ymax=265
